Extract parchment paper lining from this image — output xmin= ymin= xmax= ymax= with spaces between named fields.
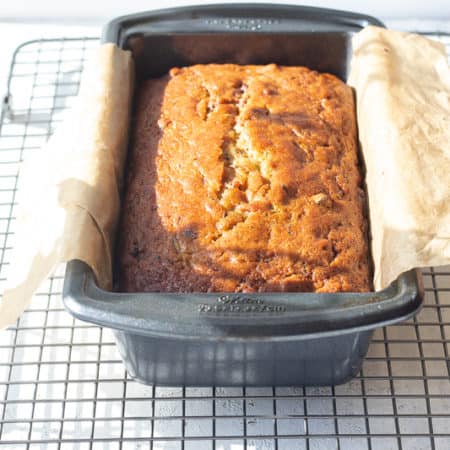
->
xmin=0 ymin=43 xmax=133 ymax=327
xmin=348 ymin=26 xmax=450 ymax=290
xmin=1 ymin=27 xmax=450 ymax=327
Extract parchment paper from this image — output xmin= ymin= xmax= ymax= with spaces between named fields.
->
xmin=1 ymin=28 xmax=450 ymax=328
xmin=0 ymin=43 xmax=133 ymax=328
xmin=348 ymin=26 xmax=450 ymax=290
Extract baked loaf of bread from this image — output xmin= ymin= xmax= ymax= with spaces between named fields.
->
xmin=119 ymin=64 xmax=371 ymax=293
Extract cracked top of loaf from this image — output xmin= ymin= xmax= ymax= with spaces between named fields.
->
xmin=118 ymin=64 xmax=371 ymax=293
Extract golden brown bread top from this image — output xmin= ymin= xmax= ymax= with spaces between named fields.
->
xmin=119 ymin=64 xmax=371 ymax=292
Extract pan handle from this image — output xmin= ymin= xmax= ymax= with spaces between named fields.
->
xmin=102 ymin=4 xmax=384 ymax=45
xmin=63 ymin=260 xmax=422 ymax=341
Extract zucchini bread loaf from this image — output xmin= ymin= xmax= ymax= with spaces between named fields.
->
xmin=119 ymin=64 xmax=371 ymax=293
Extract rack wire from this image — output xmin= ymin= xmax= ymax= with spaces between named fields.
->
xmin=0 ymin=33 xmax=450 ymax=450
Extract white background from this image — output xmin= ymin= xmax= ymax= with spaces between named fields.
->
xmin=1 ymin=0 xmax=450 ymax=22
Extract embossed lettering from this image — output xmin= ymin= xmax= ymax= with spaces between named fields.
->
xmin=199 ymin=300 xmax=286 ymax=314
xmin=204 ymin=18 xmax=281 ymax=31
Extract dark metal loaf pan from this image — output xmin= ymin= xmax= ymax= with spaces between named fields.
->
xmin=63 ymin=4 xmax=424 ymax=386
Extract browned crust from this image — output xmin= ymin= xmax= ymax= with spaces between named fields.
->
xmin=119 ymin=64 xmax=371 ymax=293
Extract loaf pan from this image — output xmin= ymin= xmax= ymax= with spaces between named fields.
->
xmin=63 ymin=4 xmax=423 ymax=386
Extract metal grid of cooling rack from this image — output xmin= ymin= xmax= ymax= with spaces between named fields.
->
xmin=0 ymin=33 xmax=450 ymax=450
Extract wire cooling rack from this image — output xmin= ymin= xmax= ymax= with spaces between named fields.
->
xmin=0 ymin=33 xmax=450 ymax=450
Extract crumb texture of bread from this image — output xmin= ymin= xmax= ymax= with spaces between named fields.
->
xmin=119 ymin=64 xmax=371 ymax=293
